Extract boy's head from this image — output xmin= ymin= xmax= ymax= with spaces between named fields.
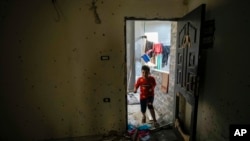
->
xmin=141 ymin=65 xmax=150 ymax=78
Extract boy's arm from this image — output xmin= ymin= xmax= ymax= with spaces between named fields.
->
xmin=134 ymin=79 xmax=140 ymax=93
xmin=152 ymin=77 xmax=156 ymax=89
xmin=134 ymin=84 xmax=139 ymax=93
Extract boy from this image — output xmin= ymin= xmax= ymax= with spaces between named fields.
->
xmin=134 ymin=65 xmax=159 ymax=127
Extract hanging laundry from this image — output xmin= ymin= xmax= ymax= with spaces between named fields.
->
xmin=153 ymin=43 xmax=163 ymax=69
xmin=144 ymin=40 xmax=154 ymax=57
xmin=162 ymin=45 xmax=170 ymax=67
xmin=152 ymin=43 xmax=163 ymax=55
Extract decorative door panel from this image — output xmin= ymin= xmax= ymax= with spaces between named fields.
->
xmin=174 ymin=4 xmax=205 ymax=141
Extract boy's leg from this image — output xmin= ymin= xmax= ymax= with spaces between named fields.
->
xmin=149 ymin=108 xmax=159 ymax=127
xmin=148 ymin=103 xmax=157 ymax=122
xmin=140 ymin=99 xmax=147 ymax=123
xmin=147 ymin=97 xmax=159 ymax=127
xmin=142 ymin=113 xmax=146 ymax=123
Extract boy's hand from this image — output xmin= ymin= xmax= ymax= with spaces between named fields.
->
xmin=133 ymin=88 xmax=137 ymax=93
xmin=133 ymin=89 xmax=137 ymax=93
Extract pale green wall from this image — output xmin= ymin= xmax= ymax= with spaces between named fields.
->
xmin=188 ymin=0 xmax=250 ymax=141
xmin=0 ymin=0 xmax=186 ymax=140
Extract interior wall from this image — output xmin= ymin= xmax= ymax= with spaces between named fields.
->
xmin=187 ymin=0 xmax=250 ymax=141
xmin=144 ymin=21 xmax=172 ymax=46
xmin=126 ymin=20 xmax=135 ymax=92
xmin=134 ymin=21 xmax=145 ymax=80
xmin=0 ymin=0 xmax=186 ymax=140
xmin=134 ymin=21 xmax=172 ymax=77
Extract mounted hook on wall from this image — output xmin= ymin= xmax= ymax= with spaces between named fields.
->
xmin=89 ymin=0 xmax=101 ymax=24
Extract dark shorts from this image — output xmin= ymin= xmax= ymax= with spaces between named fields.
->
xmin=140 ymin=96 xmax=154 ymax=113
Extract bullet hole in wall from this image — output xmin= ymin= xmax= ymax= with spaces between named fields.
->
xmin=18 ymin=56 xmax=23 ymax=62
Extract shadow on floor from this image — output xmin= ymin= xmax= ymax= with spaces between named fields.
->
xmin=149 ymin=129 xmax=179 ymax=141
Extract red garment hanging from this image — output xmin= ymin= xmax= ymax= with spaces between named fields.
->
xmin=153 ymin=43 xmax=163 ymax=55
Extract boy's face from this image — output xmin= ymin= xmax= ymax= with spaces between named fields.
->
xmin=141 ymin=70 xmax=149 ymax=78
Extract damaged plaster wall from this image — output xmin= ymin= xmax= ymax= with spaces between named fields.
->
xmin=0 ymin=0 xmax=186 ymax=140
xmin=187 ymin=0 xmax=250 ymax=141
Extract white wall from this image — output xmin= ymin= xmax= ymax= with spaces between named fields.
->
xmin=144 ymin=21 xmax=172 ymax=46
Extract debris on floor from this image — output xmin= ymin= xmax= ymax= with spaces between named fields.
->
xmin=102 ymin=130 xmax=131 ymax=141
xmin=42 ymin=127 xmax=178 ymax=141
xmin=127 ymin=123 xmax=152 ymax=141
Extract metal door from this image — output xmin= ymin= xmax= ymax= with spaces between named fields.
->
xmin=174 ymin=4 xmax=206 ymax=141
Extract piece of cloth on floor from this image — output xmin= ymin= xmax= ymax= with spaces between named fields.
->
xmin=127 ymin=94 xmax=140 ymax=105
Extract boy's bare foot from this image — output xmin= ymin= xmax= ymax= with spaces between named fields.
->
xmin=142 ymin=117 xmax=146 ymax=123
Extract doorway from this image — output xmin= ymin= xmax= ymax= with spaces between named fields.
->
xmin=125 ymin=19 xmax=177 ymax=128
xmin=125 ymin=5 xmax=205 ymax=141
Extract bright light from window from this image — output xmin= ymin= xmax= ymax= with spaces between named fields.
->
xmin=144 ymin=32 xmax=158 ymax=43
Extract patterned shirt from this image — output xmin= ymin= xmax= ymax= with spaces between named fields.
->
xmin=134 ymin=76 xmax=156 ymax=100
